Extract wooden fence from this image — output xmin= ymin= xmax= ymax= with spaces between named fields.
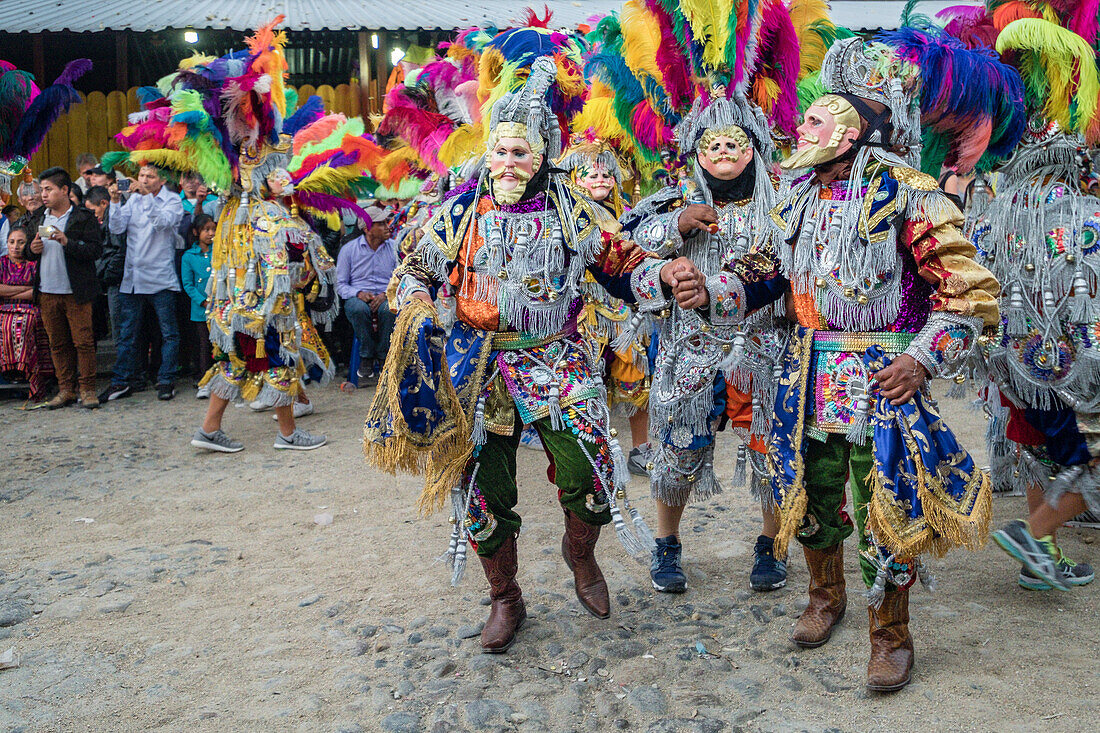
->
xmin=28 ymin=83 xmax=363 ymax=177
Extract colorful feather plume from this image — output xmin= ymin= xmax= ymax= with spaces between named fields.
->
xmin=1 ymin=58 xmax=91 ymax=162
xmin=995 ymin=17 xmax=1100 ymax=140
xmin=878 ymin=26 xmax=1027 ymax=173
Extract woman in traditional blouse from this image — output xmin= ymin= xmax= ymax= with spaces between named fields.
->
xmin=1 ymin=226 xmax=55 ymax=408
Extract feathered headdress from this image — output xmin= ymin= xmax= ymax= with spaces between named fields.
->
xmin=877 ymin=26 xmax=1027 ymax=174
xmin=377 ymin=54 xmax=480 ymax=176
xmin=105 ymin=17 xmax=315 ymax=194
xmin=286 ymin=113 xmax=385 ymax=229
xmin=0 ymin=58 xmax=92 ymax=188
xmin=477 ymin=22 xmax=589 ymax=161
xmin=585 ymin=0 xmax=801 ymax=166
xmin=995 ymin=17 xmax=1100 ymax=142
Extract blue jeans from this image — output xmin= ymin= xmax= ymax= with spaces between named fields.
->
xmin=343 ymin=297 xmax=395 ymax=362
xmin=113 ymin=289 xmax=180 ymax=387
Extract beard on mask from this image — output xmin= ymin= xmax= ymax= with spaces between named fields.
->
xmin=489 ymin=165 xmax=534 ymax=205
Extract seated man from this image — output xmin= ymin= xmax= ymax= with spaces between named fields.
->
xmin=336 ymin=205 xmax=398 ymax=381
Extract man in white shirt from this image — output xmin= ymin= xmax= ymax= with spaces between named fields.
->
xmin=100 ymin=165 xmax=184 ymax=402
xmin=23 ymin=167 xmax=103 ymax=408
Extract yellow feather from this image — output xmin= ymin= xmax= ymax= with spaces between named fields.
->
xmin=788 ymin=0 xmax=834 ymax=79
xmin=439 ymin=124 xmax=483 ymax=168
xmin=296 ymin=165 xmax=358 ymax=194
xmin=129 ymin=149 xmax=189 ymax=172
xmin=620 ymin=1 xmax=664 ymax=83
xmin=178 ymin=52 xmax=216 ymax=70
xmin=377 ymin=145 xmax=420 ymax=183
xmin=997 ymin=18 xmax=1100 ymax=134
xmin=681 ymin=0 xmax=734 ymax=69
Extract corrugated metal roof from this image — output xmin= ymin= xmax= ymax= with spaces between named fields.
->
xmin=0 ymin=0 xmax=977 ymax=34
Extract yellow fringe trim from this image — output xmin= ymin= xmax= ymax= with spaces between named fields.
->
xmin=362 ymin=299 xmax=471 ymax=517
xmin=773 ymin=328 xmax=816 ymax=559
xmin=866 ymin=410 xmax=992 ymax=559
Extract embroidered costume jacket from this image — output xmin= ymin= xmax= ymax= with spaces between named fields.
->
xmin=391 ymin=179 xmax=669 ymax=445
xmin=621 ymin=182 xmax=786 ymax=503
xmin=203 ymin=195 xmax=338 ymax=404
xmin=707 ymin=163 xmax=1000 ymax=561
xmin=973 ymin=137 xmax=1100 ymax=514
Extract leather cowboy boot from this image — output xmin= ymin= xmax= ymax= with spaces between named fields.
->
xmin=866 ymin=588 xmax=914 ymax=691
xmin=790 ymin=543 xmax=847 ymax=648
xmin=561 ymin=509 xmax=611 ymax=619
xmin=477 ymin=533 xmax=526 ymax=653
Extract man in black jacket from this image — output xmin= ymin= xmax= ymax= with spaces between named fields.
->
xmin=25 ymin=167 xmax=103 ymax=409
xmin=86 ymin=185 xmax=126 ymax=343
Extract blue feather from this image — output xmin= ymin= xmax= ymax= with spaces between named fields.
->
xmin=284 ymin=96 xmax=325 ymax=136
xmin=136 ymin=86 xmax=164 ymax=107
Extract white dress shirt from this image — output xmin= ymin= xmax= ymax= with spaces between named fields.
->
xmin=109 ymin=185 xmax=184 ymax=294
xmin=40 ymin=205 xmax=74 ymax=294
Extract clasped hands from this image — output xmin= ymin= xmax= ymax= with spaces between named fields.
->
xmin=656 ymin=203 xmax=723 ymax=310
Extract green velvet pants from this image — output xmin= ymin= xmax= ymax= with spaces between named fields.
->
xmin=471 ymin=416 xmax=611 ymax=557
xmin=797 ymin=433 xmax=879 ymax=587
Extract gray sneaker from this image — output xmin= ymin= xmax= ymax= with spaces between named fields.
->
xmin=190 ymin=428 xmax=244 ymax=453
xmin=274 ymin=429 xmax=327 ymax=451
xmin=992 ymin=519 xmax=1070 ymax=591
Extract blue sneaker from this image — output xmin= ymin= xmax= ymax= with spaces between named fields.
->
xmin=750 ymin=534 xmax=788 ymax=591
xmin=651 ymin=535 xmax=686 ymax=593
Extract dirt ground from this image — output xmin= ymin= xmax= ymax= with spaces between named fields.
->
xmin=0 ymin=382 xmax=1097 ymax=732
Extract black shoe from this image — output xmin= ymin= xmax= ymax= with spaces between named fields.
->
xmin=98 ymin=384 xmax=133 ymax=402
xmin=156 ymin=384 xmax=176 ymax=401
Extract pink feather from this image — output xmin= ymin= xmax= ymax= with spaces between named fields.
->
xmin=631 ymin=103 xmax=673 ymax=151
xmin=644 ymin=0 xmax=694 ymax=110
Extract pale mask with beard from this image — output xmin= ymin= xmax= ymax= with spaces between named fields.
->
xmin=780 ymin=94 xmax=862 ymax=170
xmin=697 ymin=126 xmax=753 ymax=181
xmin=578 ymin=161 xmax=614 ymax=202
xmin=265 ymin=168 xmax=295 ymax=197
xmin=489 ymin=136 xmax=540 ymax=205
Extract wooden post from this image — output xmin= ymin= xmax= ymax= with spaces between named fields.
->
xmin=115 ymin=31 xmax=129 ymax=90
xmin=357 ymin=30 xmax=372 ymax=123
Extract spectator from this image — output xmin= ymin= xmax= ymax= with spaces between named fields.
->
xmin=179 ymin=172 xmax=217 ymax=217
xmin=85 ymin=186 xmax=116 ymax=342
xmin=75 ymin=153 xmax=98 ymax=193
xmin=23 ymin=167 xmax=102 ymax=409
xmin=0 ymin=226 xmax=55 ymax=408
xmin=15 ymin=180 xmax=42 ymax=227
xmin=0 ymin=203 xmax=18 ymax=246
xmin=336 ymin=205 xmax=398 ymax=381
xmin=69 ymin=185 xmax=84 ymax=208
xmin=180 ymin=213 xmax=215 ymax=398
xmin=99 ymin=164 xmax=183 ymax=403
xmin=85 ymin=166 xmax=115 ymax=189
xmin=84 ymin=185 xmax=126 ymax=344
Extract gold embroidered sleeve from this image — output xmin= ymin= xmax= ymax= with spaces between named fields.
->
xmin=906 ymin=208 xmax=1000 ymax=329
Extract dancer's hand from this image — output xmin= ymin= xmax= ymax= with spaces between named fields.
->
xmin=873 ymin=353 xmax=928 ymax=405
xmin=660 ymin=257 xmax=708 ymax=309
xmin=410 ymin=291 xmax=433 ymax=304
xmin=678 ymin=204 xmax=719 ymax=236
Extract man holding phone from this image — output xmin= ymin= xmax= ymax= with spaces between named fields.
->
xmin=23 ymin=167 xmax=103 ymax=408
xmin=100 ymin=164 xmax=184 ymax=402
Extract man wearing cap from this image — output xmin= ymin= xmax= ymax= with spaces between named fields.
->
xmin=336 ymin=205 xmax=398 ymax=381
